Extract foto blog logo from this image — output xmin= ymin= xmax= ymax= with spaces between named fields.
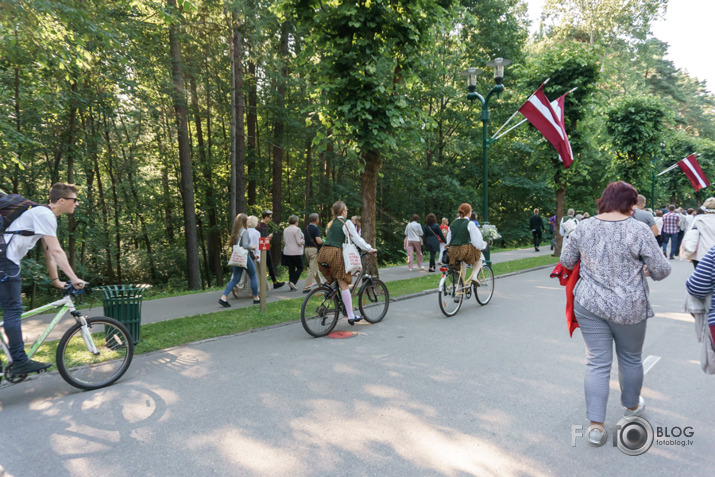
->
xmin=572 ymin=416 xmax=654 ymax=456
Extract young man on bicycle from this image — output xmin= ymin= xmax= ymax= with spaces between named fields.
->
xmin=1 ymin=183 xmax=87 ymax=374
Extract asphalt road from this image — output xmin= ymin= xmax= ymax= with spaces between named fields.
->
xmin=1 ymin=257 xmax=713 ymax=476
xmin=20 ymin=246 xmax=556 ymax=341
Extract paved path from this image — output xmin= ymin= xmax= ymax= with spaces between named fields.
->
xmin=22 ymin=246 xmax=556 ymax=341
xmin=2 ymin=258 xmax=713 ymax=476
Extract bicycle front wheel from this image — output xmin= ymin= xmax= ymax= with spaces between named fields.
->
xmin=438 ymin=270 xmax=463 ymax=317
xmin=301 ymin=286 xmax=339 ymax=337
xmin=56 ymin=316 xmax=134 ymax=390
xmin=474 ymin=265 xmax=495 ymax=305
xmin=359 ymin=279 xmax=389 ymax=323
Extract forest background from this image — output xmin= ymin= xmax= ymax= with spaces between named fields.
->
xmin=2 ymin=0 xmax=714 ymax=294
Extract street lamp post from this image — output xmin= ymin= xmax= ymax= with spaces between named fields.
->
xmin=462 ymin=58 xmax=509 ymax=265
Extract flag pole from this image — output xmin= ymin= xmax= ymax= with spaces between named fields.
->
xmin=492 ymin=118 xmax=528 ymax=142
xmin=492 ymin=78 xmax=550 ymax=138
xmin=656 ymin=163 xmax=680 ymax=176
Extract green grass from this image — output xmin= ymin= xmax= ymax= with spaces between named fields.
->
xmin=25 ymin=253 xmax=560 ymax=362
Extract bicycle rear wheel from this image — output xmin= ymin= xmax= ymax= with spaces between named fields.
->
xmin=438 ymin=269 xmax=463 ymax=317
xmin=474 ymin=265 xmax=495 ymax=305
xmin=56 ymin=316 xmax=134 ymax=390
xmin=359 ymin=278 xmax=389 ymax=323
xmin=301 ymin=286 xmax=339 ymax=337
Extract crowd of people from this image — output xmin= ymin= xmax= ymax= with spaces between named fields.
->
xmin=217 ymin=203 xmax=376 ymax=317
xmin=217 ymin=204 xmax=492 ymax=309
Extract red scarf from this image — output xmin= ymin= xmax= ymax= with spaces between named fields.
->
xmin=550 ymin=261 xmax=580 ymax=337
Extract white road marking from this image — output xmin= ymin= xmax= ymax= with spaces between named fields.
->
xmin=643 ymin=355 xmax=661 ymax=375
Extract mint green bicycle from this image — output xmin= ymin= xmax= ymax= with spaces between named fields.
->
xmin=0 ymin=285 xmax=134 ymax=390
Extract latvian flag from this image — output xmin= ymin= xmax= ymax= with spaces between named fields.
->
xmin=678 ymin=154 xmax=710 ymax=191
xmin=518 ymin=83 xmax=574 ymax=169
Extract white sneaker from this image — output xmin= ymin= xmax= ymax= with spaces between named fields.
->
xmin=624 ymin=396 xmax=646 ymax=417
xmin=588 ymin=427 xmax=606 ymax=446
xmin=419 ymin=266 xmax=425 ymax=270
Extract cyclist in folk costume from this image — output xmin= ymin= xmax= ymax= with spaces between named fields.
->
xmin=317 ymin=201 xmax=377 ymax=325
xmin=446 ymin=203 xmax=487 ymax=268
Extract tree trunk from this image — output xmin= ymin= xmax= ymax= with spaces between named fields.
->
xmin=190 ymin=75 xmax=222 ymax=286
xmin=233 ymin=20 xmax=246 ymax=214
xmin=102 ymin=117 xmax=123 ymax=283
xmin=247 ymin=60 xmax=258 ymax=206
xmin=360 ymin=148 xmax=381 ymax=277
xmin=269 ymin=22 xmax=289 ymax=264
xmin=553 ymin=168 xmax=566 ymax=257
xmin=303 ymin=136 xmax=313 ymax=221
xmin=168 ymin=0 xmax=202 ymax=289
xmin=66 ymin=80 xmax=78 ymax=269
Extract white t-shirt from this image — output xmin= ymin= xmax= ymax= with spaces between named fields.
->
xmin=404 ymin=221 xmax=423 ymax=242
xmin=247 ymin=227 xmax=260 ymax=259
xmin=4 ymin=206 xmax=57 ymax=266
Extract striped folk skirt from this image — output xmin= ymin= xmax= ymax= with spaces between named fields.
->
xmin=448 ymin=244 xmax=481 ymax=265
xmin=317 ymin=246 xmax=353 ymax=285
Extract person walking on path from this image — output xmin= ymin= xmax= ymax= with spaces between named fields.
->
xmin=684 ymin=198 xmax=715 ymax=269
xmin=654 ymin=210 xmax=664 ymax=247
xmin=303 ymin=213 xmax=323 ymax=292
xmin=470 ymin=212 xmax=480 ymax=228
xmin=685 ymin=245 xmax=715 ymax=346
xmin=549 ymin=214 xmax=556 ymax=250
xmin=661 ymin=205 xmax=680 ymax=259
xmin=318 ymin=201 xmax=377 ymax=325
xmin=219 ymin=214 xmax=260 ymax=307
xmin=632 ymin=195 xmax=658 ymax=236
xmin=351 ymin=215 xmax=362 ymax=236
xmin=677 ymin=208 xmax=692 ymax=252
xmin=247 ymin=216 xmax=261 ymax=264
xmin=282 ymin=215 xmax=305 ymax=291
xmin=529 ymin=208 xmax=545 ymax=252
xmin=561 ymin=181 xmax=671 ymax=446
xmin=257 ymin=210 xmax=285 ymax=289
xmin=559 ymin=209 xmax=579 ymax=254
xmin=1 ymin=183 xmax=87 ymax=374
xmin=439 ymin=218 xmax=449 ymax=264
xmin=423 ymin=213 xmax=446 ymax=272
xmin=404 ymin=214 xmax=424 ymax=271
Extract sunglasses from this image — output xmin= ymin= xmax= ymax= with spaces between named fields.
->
xmin=62 ymin=197 xmax=80 ymax=203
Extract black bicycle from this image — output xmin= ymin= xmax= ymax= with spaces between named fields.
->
xmin=300 ymin=252 xmax=389 ymax=337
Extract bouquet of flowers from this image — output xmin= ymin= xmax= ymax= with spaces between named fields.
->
xmin=480 ymin=224 xmax=501 ymax=244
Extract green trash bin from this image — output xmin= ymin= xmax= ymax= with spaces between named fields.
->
xmin=97 ymin=285 xmax=151 ymax=345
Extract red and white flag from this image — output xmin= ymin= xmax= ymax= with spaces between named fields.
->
xmin=519 ymin=83 xmax=574 ymax=168
xmin=678 ymin=154 xmax=710 ymax=191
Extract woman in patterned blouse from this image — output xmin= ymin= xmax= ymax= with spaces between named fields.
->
xmin=561 ymin=181 xmax=671 ymax=446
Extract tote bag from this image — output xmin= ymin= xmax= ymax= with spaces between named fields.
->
xmin=339 ymin=218 xmax=362 ymax=274
xmin=228 ymin=232 xmax=249 ymax=268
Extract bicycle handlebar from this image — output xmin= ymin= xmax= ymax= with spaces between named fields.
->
xmin=63 ymin=283 xmax=90 ymax=297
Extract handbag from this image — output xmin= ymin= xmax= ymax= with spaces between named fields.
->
xmin=441 ymin=247 xmax=450 ymax=265
xmin=228 ymin=231 xmax=249 ymax=268
xmin=339 ymin=218 xmax=362 ymax=273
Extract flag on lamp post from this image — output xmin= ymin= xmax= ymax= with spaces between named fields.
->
xmin=677 ymin=154 xmax=710 ymax=191
xmin=518 ymin=83 xmax=574 ymax=168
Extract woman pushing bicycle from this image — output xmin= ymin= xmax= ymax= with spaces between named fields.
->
xmin=445 ymin=203 xmax=488 ymax=270
xmin=317 ymin=201 xmax=377 ymax=325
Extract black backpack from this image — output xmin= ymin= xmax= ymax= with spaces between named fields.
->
xmin=0 ymin=192 xmax=48 ymax=246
